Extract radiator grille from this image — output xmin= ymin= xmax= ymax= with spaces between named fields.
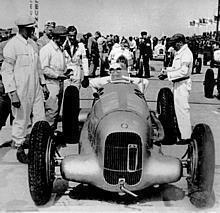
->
xmin=104 ymin=132 xmax=142 ymax=185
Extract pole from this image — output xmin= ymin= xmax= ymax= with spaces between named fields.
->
xmin=216 ymin=0 xmax=220 ymax=41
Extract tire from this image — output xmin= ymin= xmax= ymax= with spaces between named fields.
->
xmin=156 ymin=87 xmax=181 ymax=145
xmin=62 ymin=85 xmax=80 ymax=144
xmin=187 ymin=123 xmax=215 ymax=208
xmin=28 ymin=121 xmax=55 ymax=206
xmin=195 ymin=58 xmax=202 ymax=74
xmin=204 ymin=69 xmax=215 ymax=98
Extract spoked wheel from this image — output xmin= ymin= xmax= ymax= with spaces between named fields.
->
xmin=62 ymin=85 xmax=80 ymax=144
xmin=186 ymin=123 xmax=215 ymax=208
xmin=204 ymin=69 xmax=215 ymax=98
xmin=156 ymin=87 xmax=181 ymax=144
xmin=195 ymin=57 xmax=202 ymax=74
xmin=28 ymin=121 xmax=56 ymax=206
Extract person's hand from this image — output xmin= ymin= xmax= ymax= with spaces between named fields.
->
xmin=57 ymin=74 xmax=68 ymax=81
xmin=10 ymin=91 xmax=21 ymax=108
xmin=81 ymin=76 xmax=89 ymax=88
xmin=158 ymin=68 xmax=167 ymax=80
xmin=42 ymin=84 xmax=50 ymax=100
xmin=64 ymin=68 xmax=73 ymax=77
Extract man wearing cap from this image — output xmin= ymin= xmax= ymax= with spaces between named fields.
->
xmin=160 ymin=33 xmax=193 ymax=141
xmin=37 ymin=21 xmax=56 ymax=49
xmin=1 ymin=15 xmax=47 ymax=163
xmin=63 ymin=25 xmax=89 ymax=89
xmin=138 ymin=31 xmax=152 ymax=78
xmin=40 ymin=25 xmax=68 ymax=130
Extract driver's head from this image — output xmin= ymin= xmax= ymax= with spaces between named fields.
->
xmin=109 ymin=59 xmax=129 ymax=81
xmin=109 ymin=63 xmax=123 ymax=81
xmin=116 ymin=55 xmax=128 ymax=70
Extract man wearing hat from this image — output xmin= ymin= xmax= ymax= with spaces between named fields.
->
xmin=137 ymin=31 xmax=152 ymax=78
xmin=160 ymin=33 xmax=193 ymax=141
xmin=1 ymin=15 xmax=47 ymax=163
xmin=37 ymin=21 xmax=56 ymax=49
xmin=40 ymin=25 xmax=68 ymax=130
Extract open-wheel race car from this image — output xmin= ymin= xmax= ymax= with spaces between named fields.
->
xmin=203 ymin=48 xmax=220 ymax=98
xmin=27 ymin=80 xmax=215 ymax=209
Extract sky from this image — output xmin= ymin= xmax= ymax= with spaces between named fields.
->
xmin=0 ymin=0 xmax=218 ymax=37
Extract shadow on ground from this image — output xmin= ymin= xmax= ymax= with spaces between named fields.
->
xmin=53 ymin=179 xmax=185 ymax=206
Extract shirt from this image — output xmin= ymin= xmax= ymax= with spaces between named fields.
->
xmin=64 ymin=42 xmax=89 ymax=76
xmin=1 ymin=34 xmax=43 ymax=95
xmin=167 ymin=44 xmax=193 ymax=81
xmin=40 ymin=40 xmax=66 ymax=80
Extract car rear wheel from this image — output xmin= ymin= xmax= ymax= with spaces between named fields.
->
xmin=156 ymin=87 xmax=181 ymax=144
xmin=204 ymin=68 xmax=215 ymax=98
xmin=62 ymin=85 xmax=80 ymax=144
xmin=28 ymin=121 xmax=55 ymax=206
xmin=187 ymin=123 xmax=215 ymax=208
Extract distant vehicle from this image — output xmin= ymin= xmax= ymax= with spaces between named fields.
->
xmin=203 ymin=47 xmax=220 ymax=98
xmin=152 ymin=43 xmax=165 ymax=61
xmin=28 ymin=80 xmax=215 ymax=208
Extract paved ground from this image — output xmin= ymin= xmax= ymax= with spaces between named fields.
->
xmin=0 ymin=60 xmax=220 ymax=212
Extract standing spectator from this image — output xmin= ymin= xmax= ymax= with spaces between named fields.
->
xmin=97 ymin=34 xmax=107 ymax=76
xmin=1 ymin=15 xmax=47 ymax=163
xmin=128 ymin=36 xmax=137 ymax=68
xmin=40 ymin=25 xmax=68 ymax=130
xmin=138 ymin=31 xmax=152 ymax=78
xmin=161 ymin=33 xmax=193 ymax=140
xmin=87 ymin=31 xmax=100 ymax=77
xmin=37 ymin=21 xmax=56 ymax=49
xmin=0 ymin=27 xmax=18 ymax=130
xmin=108 ymin=38 xmax=133 ymax=71
xmin=63 ymin=25 xmax=89 ymax=89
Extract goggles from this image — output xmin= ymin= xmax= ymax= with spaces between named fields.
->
xmin=109 ymin=67 xmax=122 ymax=73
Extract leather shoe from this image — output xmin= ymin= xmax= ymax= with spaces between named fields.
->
xmin=16 ymin=145 xmax=28 ymax=164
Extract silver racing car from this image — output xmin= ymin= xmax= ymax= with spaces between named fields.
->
xmin=28 ymin=80 xmax=215 ymax=208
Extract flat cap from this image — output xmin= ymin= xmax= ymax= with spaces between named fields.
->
xmin=141 ymin=31 xmax=147 ymax=36
xmin=15 ymin=15 xmax=36 ymax=27
xmin=170 ymin=33 xmax=185 ymax=42
xmin=52 ymin=25 xmax=67 ymax=36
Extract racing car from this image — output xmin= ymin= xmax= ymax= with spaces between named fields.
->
xmin=203 ymin=48 xmax=220 ymax=98
xmin=27 ymin=79 xmax=215 ymax=209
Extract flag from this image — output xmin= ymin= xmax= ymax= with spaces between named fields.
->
xmin=214 ymin=15 xmax=219 ymax=22
xmin=189 ymin=21 xmax=195 ymax=26
xmin=199 ymin=18 xmax=205 ymax=26
xmin=208 ymin=18 xmax=214 ymax=25
xmin=194 ymin=19 xmax=200 ymax=26
xmin=202 ymin=18 xmax=208 ymax=24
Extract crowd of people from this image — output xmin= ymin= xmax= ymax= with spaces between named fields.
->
xmin=0 ymin=14 xmax=201 ymax=164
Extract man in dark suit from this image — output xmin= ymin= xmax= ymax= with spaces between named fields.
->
xmin=138 ymin=31 xmax=152 ymax=78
